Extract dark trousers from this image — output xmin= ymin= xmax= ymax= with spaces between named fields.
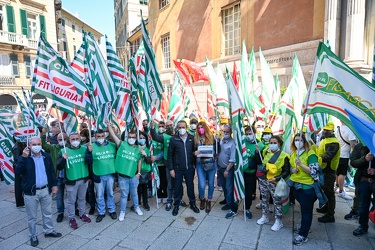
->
xmin=358 ymin=179 xmax=374 ymax=230
xmin=86 ymin=181 xmax=96 ymax=209
xmin=352 ymin=183 xmax=360 ymax=213
xmin=292 ymin=186 xmax=317 ymax=237
xmin=323 ymin=169 xmax=336 ymax=216
xmin=157 ymin=165 xmax=168 ymax=198
xmin=15 ymin=172 xmax=24 ymax=207
xmin=138 ymin=183 xmax=149 ymax=205
xmin=244 ymin=172 xmax=256 ymax=210
xmin=173 ymin=168 xmax=196 ymax=207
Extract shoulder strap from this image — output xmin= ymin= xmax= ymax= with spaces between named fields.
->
xmin=338 ymin=126 xmax=350 ymax=145
xmin=268 ymin=150 xmax=282 ymax=164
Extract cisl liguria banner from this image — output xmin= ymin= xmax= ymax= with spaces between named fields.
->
xmin=304 ymin=42 xmax=375 ymax=136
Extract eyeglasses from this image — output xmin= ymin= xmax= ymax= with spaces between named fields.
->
xmin=128 ymin=136 xmax=136 ymax=139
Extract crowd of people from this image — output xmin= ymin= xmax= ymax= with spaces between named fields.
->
xmin=10 ymin=116 xmax=375 ymax=247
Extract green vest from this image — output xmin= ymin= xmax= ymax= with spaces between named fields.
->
xmin=318 ymin=137 xmax=340 ymax=170
xmin=163 ymin=134 xmax=171 ymax=160
xmin=290 ymin=149 xmax=316 ymax=185
xmin=115 ymin=142 xmax=140 ymax=177
xmin=140 ymin=147 xmax=152 ymax=173
xmin=244 ymin=140 xmax=264 ymax=173
xmin=62 ymin=146 xmax=89 ymax=181
xmin=263 ymin=150 xmax=290 ymax=180
xmin=152 ymin=139 xmax=163 ymax=165
xmin=92 ymin=142 xmax=116 ymax=176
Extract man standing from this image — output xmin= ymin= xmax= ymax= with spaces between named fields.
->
xmin=316 ymin=122 xmax=340 ymax=223
xmin=168 ymin=120 xmax=199 ymax=216
xmin=57 ymin=132 xmax=92 ymax=229
xmin=336 ymin=122 xmax=357 ymax=200
xmin=217 ymin=125 xmax=237 ymax=219
xmin=87 ymin=129 xmax=117 ymax=222
xmin=188 ymin=117 xmax=198 ymax=136
xmin=16 ymin=137 xmax=62 ymax=247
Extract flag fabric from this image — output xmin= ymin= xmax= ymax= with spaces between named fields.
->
xmin=372 ymin=46 xmax=375 ymax=85
xmin=60 ymin=107 xmax=79 ymax=135
xmin=21 ymin=88 xmax=46 ymax=127
xmin=207 ymin=90 xmax=216 ymax=118
xmin=304 ymin=42 xmax=375 ymax=135
xmin=70 ymin=43 xmax=87 ymax=81
xmin=151 ymin=163 xmax=160 ymax=197
xmin=141 ymin=16 xmax=164 ymax=110
xmin=306 ymin=113 xmax=328 ymax=133
xmin=179 ymin=59 xmax=209 ymax=83
xmin=226 ymin=67 xmax=245 ymax=202
xmin=129 ymin=57 xmax=142 ymax=131
xmin=259 ymin=48 xmax=276 ymax=115
xmin=0 ymin=122 xmax=15 ymax=185
xmin=168 ymin=73 xmax=185 ymax=124
xmin=345 ymin=109 xmax=375 ymax=154
xmin=173 ymin=60 xmax=192 ymax=85
xmin=232 ymin=61 xmax=239 ymax=90
xmin=31 ymin=36 xmax=93 ymax=116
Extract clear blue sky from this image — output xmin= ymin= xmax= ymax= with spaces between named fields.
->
xmin=62 ymin=0 xmax=116 ymax=47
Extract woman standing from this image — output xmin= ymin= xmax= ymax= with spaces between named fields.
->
xmin=256 ymin=136 xmax=290 ymax=231
xmin=194 ymin=121 xmax=216 ymax=213
xmin=137 ymin=131 xmax=153 ymax=211
xmin=289 ymin=133 xmax=319 ymax=245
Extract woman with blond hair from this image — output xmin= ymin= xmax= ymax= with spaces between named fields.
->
xmin=194 ymin=121 xmax=216 ymax=213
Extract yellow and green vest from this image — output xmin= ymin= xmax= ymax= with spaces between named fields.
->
xmin=263 ymin=150 xmax=290 ymax=180
xmin=290 ymin=149 xmax=317 ymax=185
xmin=317 ymin=137 xmax=340 ymax=170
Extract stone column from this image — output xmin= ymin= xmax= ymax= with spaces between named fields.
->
xmin=324 ymin=0 xmax=341 ymax=55
xmin=344 ymin=0 xmax=366 ymax=62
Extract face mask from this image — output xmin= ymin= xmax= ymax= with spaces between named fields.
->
xmin=31 ymin=145 xmax=42 ymax=154
xmin=269 ymin=144 xmax=279 ymax=152
xmin=81 ymin=137 xmax=87 ymax=142
xmin=198 ymin=128 xmax=205 ymax=135
xmin=138 ymin=139 xmax=146 ymax=145
xmin=263 ymin=134 xmax=271 ymax=142
xmin=71 ymin=141 xmax=80 ymax=148
xmin=96 ymin=138 xmax=105 ymax=145
xmin=104 ymin=132 xmax=109 ymax=138
xmin=224 ymin=134 xmax=230 ymax=139
xmin=294 ymin=140 xmax=304 ymax=149
xmin=190 ymin=124 xmax=197 ymax=130
xmin=323 ymin=131 xmax=333 ymax=138
xmin=58 ymin=141 xmax=65 ymax=147
xmin=166 ymin=126 xmax=173 ymax=134
xmin=246 ymin=135 xmax=254 ymax=142
xmin=128 ymin=138 xmax=136 ymax=145
xmin=48 ymin=132 xmax=53 ymax=137
xmin=158 ymin=127 xmax=165 ymax=133
xmin=179 ymin=128 xmax=187 ymax=135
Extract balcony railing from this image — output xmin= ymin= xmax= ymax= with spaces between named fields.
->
xmin=0 ymin=30 xmax=39 ymax=49
xmin=0 ymin=76 xmax=15 ymax=85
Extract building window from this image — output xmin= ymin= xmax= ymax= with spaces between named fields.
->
xmin=10 ymin=54 xmax=18 ymax=77
xmin=0 ymin=5 xmax=4 ymax=31
xmin=61 ymin=19 xmax=65 ymax=26
xmin=27 ymin=13 xmax=38 ymax=40
xmin=159 ymin=0 xmax=169 ymax=9
xmin=140 ymin=0 xmax=148 ymax=4
xmin=72 ymin=24 xmax=75 ymax=32
xmin=63 ymin=41 xmax=67 ymax=51
xmin=24 ymin=55 xmax=32 ymax=77
xmin=161 ymin=33 xmax=170 ymax=69
xmin=73 ymin=45 xmax=77 ymax=55
xmin=0 ymin=54 xmax=11 ymax=76
xmin=222 ymin=3 xmax=241 ymax=56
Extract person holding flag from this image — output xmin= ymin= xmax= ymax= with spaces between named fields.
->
xmin=57 ymin=132 xmax=92 ymax=229
xmin=256 ymin=136 xmax=290 ymax=231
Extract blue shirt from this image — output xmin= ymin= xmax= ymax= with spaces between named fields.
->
xmin=218 ymin=138 xmax=236 ymax=168
xmin=31 ymin=153 xmax=48 ymax=188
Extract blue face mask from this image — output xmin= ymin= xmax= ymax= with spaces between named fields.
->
xmin=138 ymin=139 xmax=146 ymax=145
xmin=269 ymin=144 xmax=279 ymax=152
xmin=224 ymin=134 xmax=230 ymax=139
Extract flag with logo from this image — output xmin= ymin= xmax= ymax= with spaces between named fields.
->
xmin=168 ymin=73 xmax=185 ymax=124
xmin=0 ymin=122 xmax=15 ymax=185
xmin=21 ymin=88 xmax=46 ymax=127
xmin=226 ymin=67 xmax=245 ymax=202
xmin=303 ymin=42 xmax=375 ymax=134
xmin=129 ymin=56 xmax=142 ymax=131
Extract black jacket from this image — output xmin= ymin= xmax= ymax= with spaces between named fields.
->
xmin=16 ymin=151 xmax=57 ymax=195
xmin=350 ymin=143 xmax=375 ymax=183
xmin=167 ymin=133 xmax=195 ymax=171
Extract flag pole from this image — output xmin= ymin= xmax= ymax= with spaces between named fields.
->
xmin=54 ymin=104 xmax=69 ymax=168
xmin=88 ymin=116 xmax=92 ymax=144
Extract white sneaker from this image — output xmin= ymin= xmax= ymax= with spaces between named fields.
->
xmin=271 ymin=219 xmax=283 ymax=231
xmin=334 ymin=186 xmax=339 ymax=193
xmin=162 ymin=198 xmax=168 ymax=204
xmin=255 ymin=203 xmax=261 ymax=209
xmin=269 ymin=204 xmax=274 ymax=213
xmin=134 ymin=207 xmax=143 ymax=216
xmin=118 ymin=211 xmax=125 ymax=221
xmin=157 ymin=198 xmax=161 ymax=203
xmin=338 ymin=190 xmax=353 ymax=200
xmin=257 ymin=215 xmax=269 ymax=225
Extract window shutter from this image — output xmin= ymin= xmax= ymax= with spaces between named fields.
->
xmin=6 ymin=5 xmax=16 ymax=33
xmin=39 ymin=15 xmax=46 ymax=38
xmin=20 ymin=9 xmax=29 ymax=37
xmin=10 ymin=54 xmax=19 ymax=77
xmin=24 ymin=55 xmax=31 ymax=77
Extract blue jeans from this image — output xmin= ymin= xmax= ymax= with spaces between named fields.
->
xmin=118 ymin=175 xmax=139 ymax=212
xmin=94 ymin=174 xmax=116 ymax=215
xmin=292 ymin=186 xmax=317 ymax=237
xmin=56 ymin=178 xmax=65 ymax=214
xmin=218 ymin=167 xmax=237 ymax=212
xmin=196 ymin=163 xmax=215 ymax=200
xmin=358 ymin=179 xmax=374 ymax=230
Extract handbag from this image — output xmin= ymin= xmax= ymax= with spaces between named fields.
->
xmin=202 ymin=158 xmax=215 ymax=171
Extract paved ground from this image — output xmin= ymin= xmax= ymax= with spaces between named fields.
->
xmin=0 ymin=179 xmax=374 ymax=250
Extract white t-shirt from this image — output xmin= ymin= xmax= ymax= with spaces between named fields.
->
xmin=337 ymin=125 xmax=356 ymax=158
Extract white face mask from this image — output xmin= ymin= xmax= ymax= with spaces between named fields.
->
xmin=246 ymin=135 xmax=254 ymax=142
xmin=294 ymin=140 xmax=304 ymax=149
xmin=190 ymin=124 xmax=197 ymax=130
xmin=31 ymin=145 xmax=42 ymax=154
xmin=269 ymin=144 xmax=279 ymax=152
xmin=71 ymin=140 xmax=80 ymax=148
xmin=48 ymin=132 xmax=53 ymax=137
xmin=96 ymin=138 xmax=105 ymax=145
xmin=104 ymin=132 xmax=109 ymax=138
xmin=138 ymin=139 xmax=146 ymax=145
xmin=158 ymin=127 xmax=165 ymax=133
xmin=263 ymin=134 xmax=271 ymax=142
xmin=179 ymin=128 xmax=187 ymax=135
xmin=128 ymin=138 xmax=136 ymax=145
xmin=81 ymin=137 xmax=87 ymax=142
xmin=224 ymin=134 xmax=230 ymax=139
xmin=58 ymin=141 xmax=65 ymax=147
